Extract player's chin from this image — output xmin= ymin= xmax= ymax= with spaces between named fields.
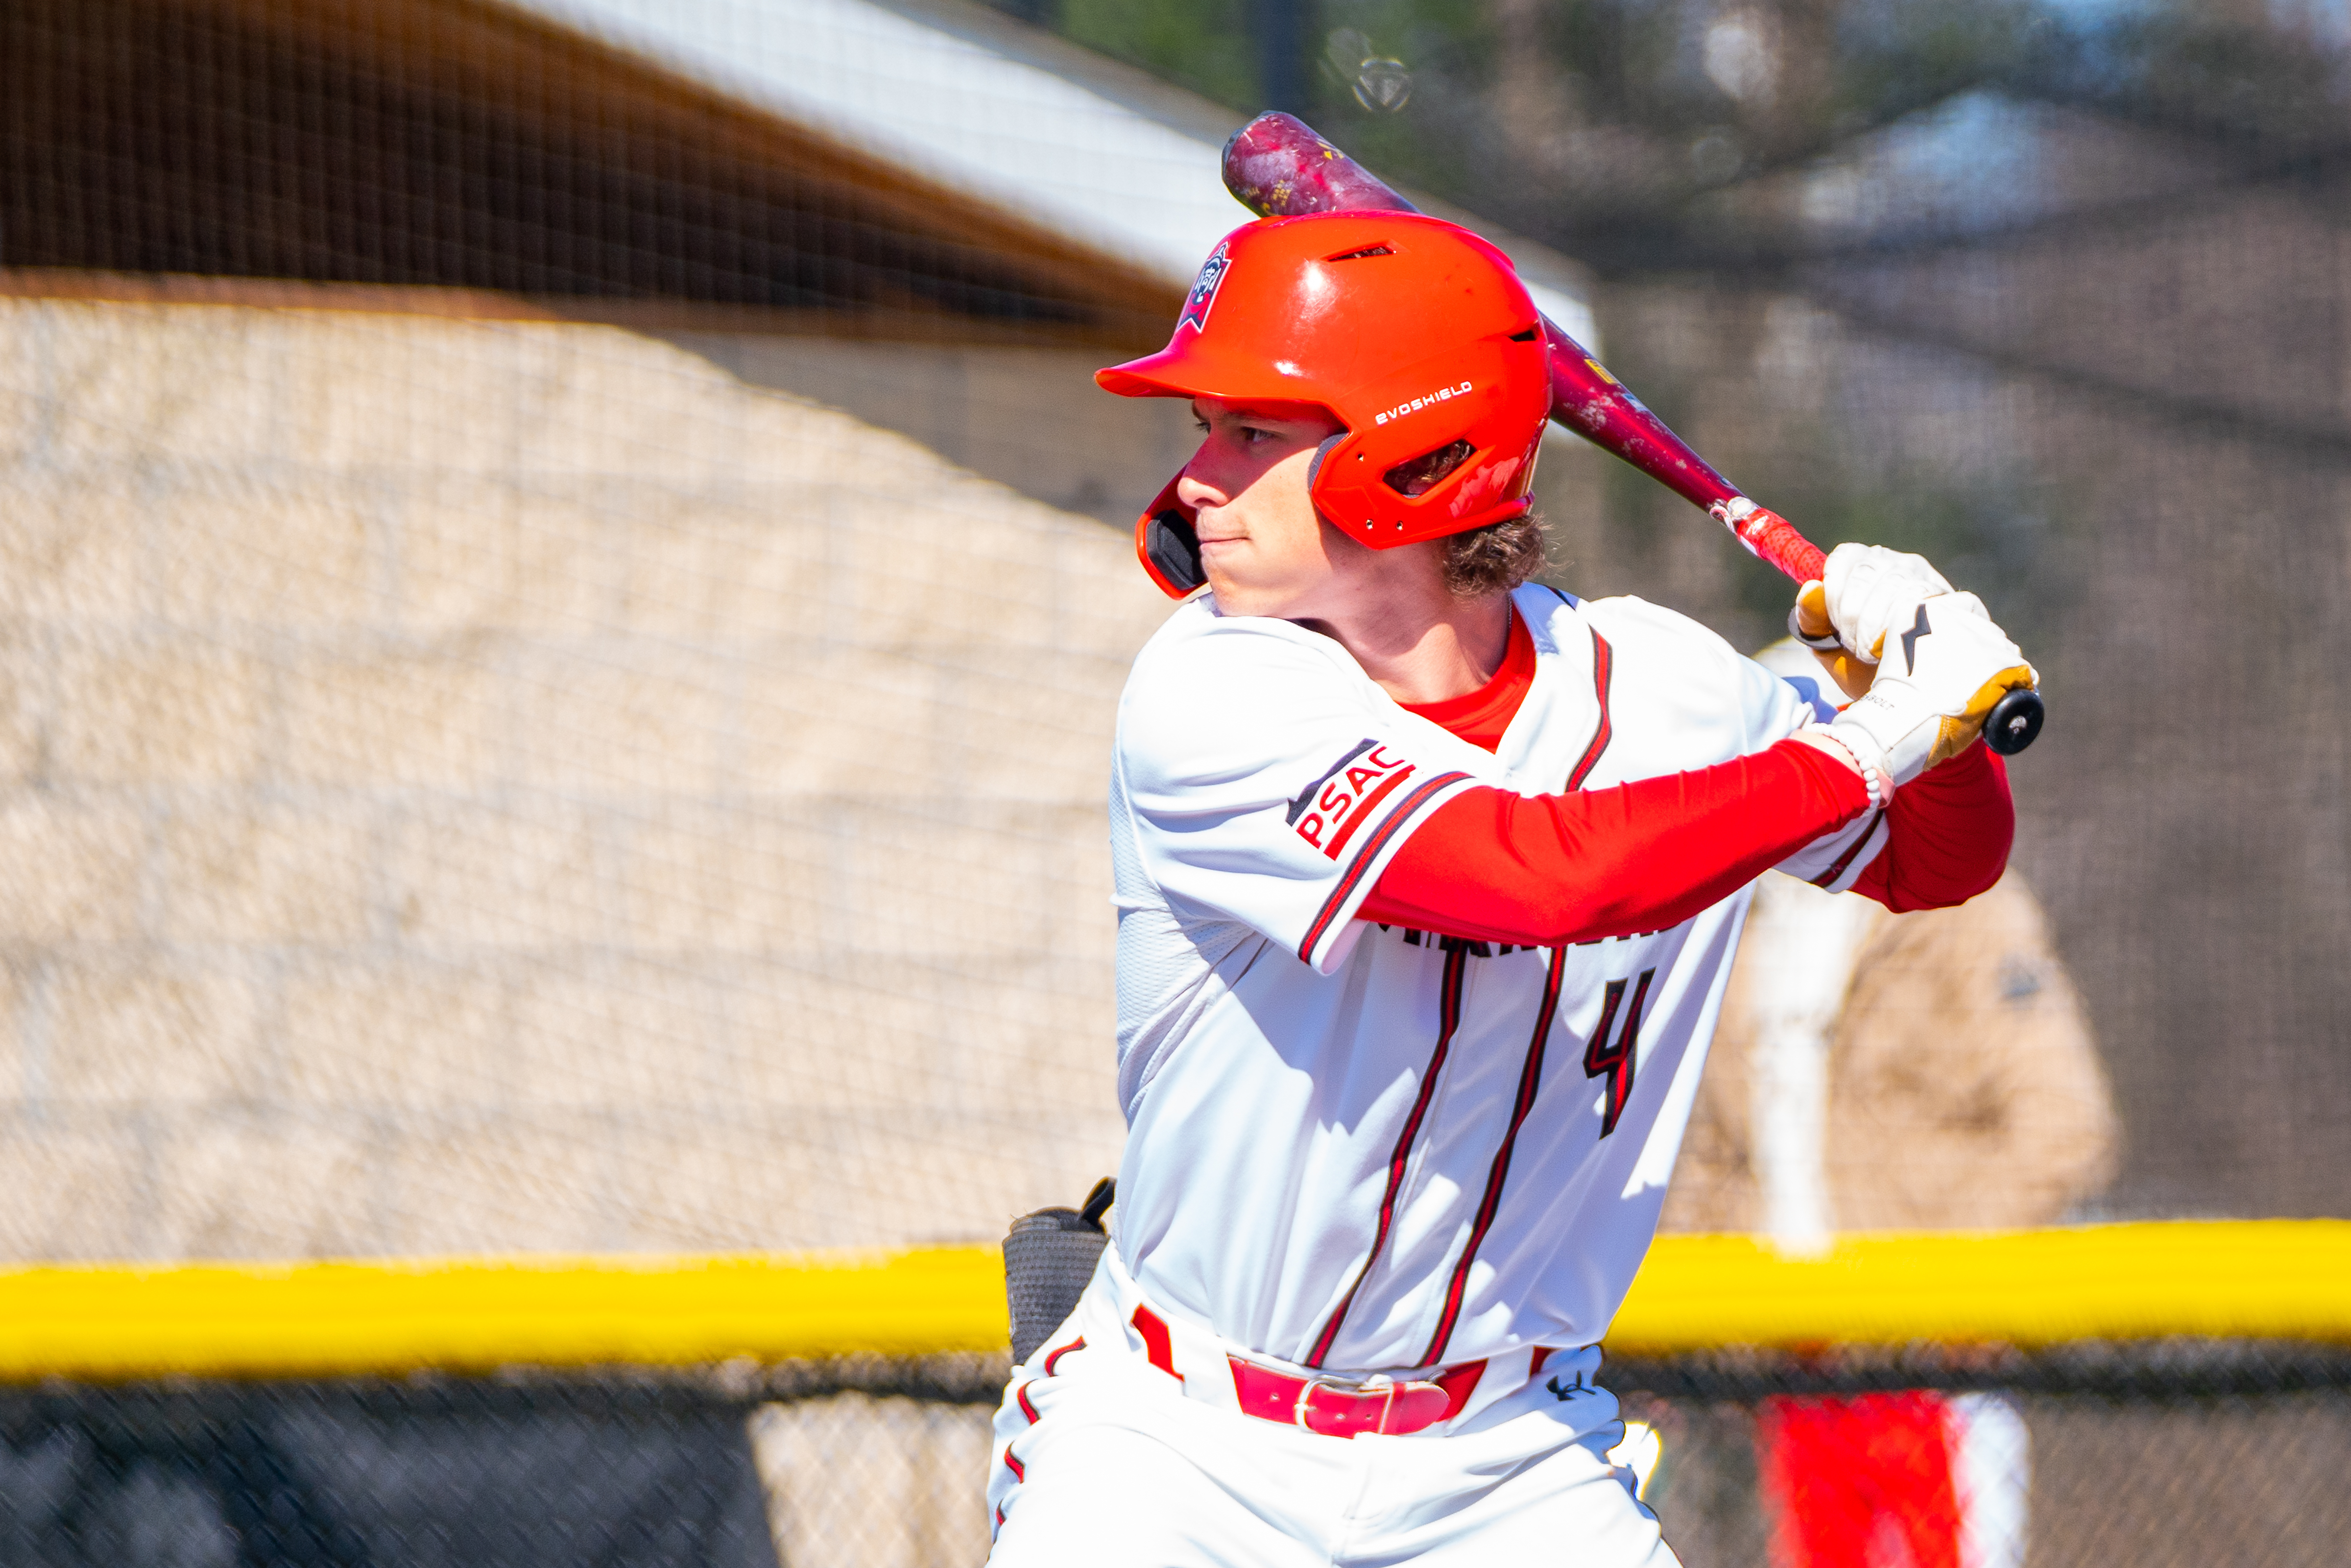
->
xmin=1198 ymin=542 xmax=1271 ymax=612
xmin=1201 ymin=533 xmax=1334 ymax=615
xmin=1204 ymin=570 xmax=1302 ymax=619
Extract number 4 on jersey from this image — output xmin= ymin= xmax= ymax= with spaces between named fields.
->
xmin=1583 ymin=969 xmax=1656 ymax=1137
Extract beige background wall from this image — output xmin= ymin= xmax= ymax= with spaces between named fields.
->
xmin=661 ymin=335 xmax=1203 ymax=529
xmin=0 ymin=297 xmax=1169 ymax=1262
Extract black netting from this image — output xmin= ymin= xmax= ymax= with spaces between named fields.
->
xmin=5 ymin=1349 xmax=2348 ymax=1566
xmin=0 ymin=1359 xmax=1016 ymax=1568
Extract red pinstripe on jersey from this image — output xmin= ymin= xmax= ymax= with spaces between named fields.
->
xmin=1563 ymin=630 xmax=1614 ymax=790
xmin=1420 ymin=943 xmax=1570 ymax=1366
xmin=1304 ymin=942 xmax=1471 ymax=1368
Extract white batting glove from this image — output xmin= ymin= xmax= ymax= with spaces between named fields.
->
xmin=1824 ymin=592 xmax=2037 ymax=786
xmin=1791 ymin=543 xmax=1956 ymax=665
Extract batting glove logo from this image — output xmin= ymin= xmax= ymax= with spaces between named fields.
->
xmin=1898 ymin=603 xmax=1932 ymax=671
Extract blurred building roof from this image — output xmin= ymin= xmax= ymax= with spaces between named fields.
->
xmin=2 ymin=0 xmax=1591 ymax=348
xmin=511 ymin=0 xmax=1599 ymax=346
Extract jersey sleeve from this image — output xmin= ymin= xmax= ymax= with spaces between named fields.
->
xmin=1730 ymin=649 xmax=1891 ymax=890
xmin=1360 ymin=737 xmax=1873 ymax=947
xmin=1114 ymin=620 xmax=1482 ymax=973
xmin=1852 ymin=741 xmax=2013 ymax=909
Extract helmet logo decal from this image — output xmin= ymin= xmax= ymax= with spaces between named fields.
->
xmin=1179 ymin=241 xmax=1232 ymax=333
xmin=1373 ymin=380 xmax=1474 ymax=425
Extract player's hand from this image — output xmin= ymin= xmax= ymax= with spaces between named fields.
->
xmin=1825 ymin=592 xmax=2036 ymax=785
xmin=1792 ymin=543 xmax=1955 ymax=665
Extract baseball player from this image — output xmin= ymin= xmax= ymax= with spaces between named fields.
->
xmin=987 ymin=211 xmax=2027 ymax=1566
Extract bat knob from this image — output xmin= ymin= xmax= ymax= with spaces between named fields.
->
xmin=1984 ymin=687 xmax=2044 ymax=756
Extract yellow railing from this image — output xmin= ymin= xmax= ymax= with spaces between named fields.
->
xmin=1610 ymin=1221 xmax=2351 ymax=1352
xmin=0 ymin=1247 xmax=1007 ymax=1381
xmin=2 ymin=1221 xmax=2345 ymax=1382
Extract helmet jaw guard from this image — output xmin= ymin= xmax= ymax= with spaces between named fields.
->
xmin=1101 ymin=212 xmax=1552 ymax=600
xmin=1134 ymin=475 xmax=1205 ymax=598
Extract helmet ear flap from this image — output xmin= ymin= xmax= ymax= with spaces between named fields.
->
xmin=1133 ymin=474 xmax=1204 ymax=599
xmin=1305 ymin=431 xmax=1347 ymax=489
xmin=1305 ymin=430 xmax=1370 ymax=537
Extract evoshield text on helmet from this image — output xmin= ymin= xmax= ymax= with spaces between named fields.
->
xmin=1097 ymin=212 xmax=1553 ymax=598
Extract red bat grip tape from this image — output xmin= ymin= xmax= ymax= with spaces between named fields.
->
xmin=1713 ymin=501 xmax=1827 ymax=585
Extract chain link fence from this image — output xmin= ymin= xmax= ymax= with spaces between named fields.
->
xmin=5 ymin=1344 xmax=2349 ymax=1567
xmin=1611 ymin=1341 xmax=2351 ymax=1568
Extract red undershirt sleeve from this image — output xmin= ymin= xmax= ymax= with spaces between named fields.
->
xmin=1359 ymin=737 xmax=1873 ymax=948
xmin=1850 ymin=740 xmax=2013 ymax=911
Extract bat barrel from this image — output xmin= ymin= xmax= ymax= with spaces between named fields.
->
xmin=1223 ymin=113 xmax=1418 ymax=217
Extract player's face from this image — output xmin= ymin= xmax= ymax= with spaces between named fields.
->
xmin=1179 ymin=399 xmax=1414 ymax=620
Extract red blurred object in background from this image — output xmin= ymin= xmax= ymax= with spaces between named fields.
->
xmin=1758 ymin=1394 xmax=1964 ymax=1568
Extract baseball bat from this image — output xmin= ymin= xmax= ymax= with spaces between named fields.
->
xmin=1221 ymin=113 xmax=2044 ymax=757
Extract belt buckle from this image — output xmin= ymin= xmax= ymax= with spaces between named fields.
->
xmin=1294 ymin=1373 xmax=1393 ymax=1436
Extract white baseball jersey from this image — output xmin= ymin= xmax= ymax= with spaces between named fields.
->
xmin=1106 ymin=582 xmax=1884 ymax=1374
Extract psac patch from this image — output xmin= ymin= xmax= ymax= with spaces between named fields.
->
xmin=1286 ymin=740 xmax=1417 ymax=860
xmin=1179 ymin=241 xmax=1232 ymax=333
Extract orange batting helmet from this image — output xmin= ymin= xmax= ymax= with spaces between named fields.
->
xmin=1098 ymin=211 xmax=1552 ymax=597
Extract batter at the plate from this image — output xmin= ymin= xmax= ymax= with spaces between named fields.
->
xmin=987 ymin=211 xmax=2029 ymax=1567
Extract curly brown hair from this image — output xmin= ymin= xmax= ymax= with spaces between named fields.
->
xmin=1441 ymin=511 xmax=1551 ymax=599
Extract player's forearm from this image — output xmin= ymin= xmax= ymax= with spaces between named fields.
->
xmin=1852 ymin=741 xmax=2013 ymax=911
xmin=1361 ymin=738 xmax=1871 ymax=946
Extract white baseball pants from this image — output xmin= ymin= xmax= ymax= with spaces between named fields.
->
xmin=986 ymin=1250 xmax=1680 ymax=1568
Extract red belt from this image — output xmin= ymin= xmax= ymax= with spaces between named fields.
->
xmin=1226 ymin=1355 xmax=1485 ymax=1438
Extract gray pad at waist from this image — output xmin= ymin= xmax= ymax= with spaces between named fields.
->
xmin=1003 ymin=1212 xmax=1108 ymax=1366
